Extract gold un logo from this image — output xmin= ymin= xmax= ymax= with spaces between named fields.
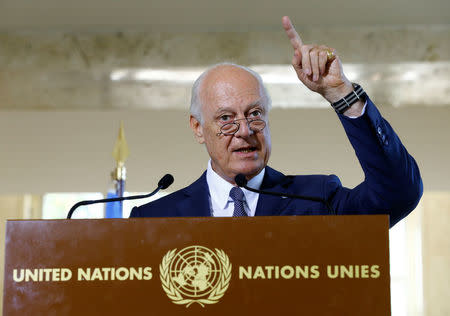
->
xmin=160 ymin=245 xmax=232 ymax=307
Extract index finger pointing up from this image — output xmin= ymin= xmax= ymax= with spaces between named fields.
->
xmin=282 ymin=16 xmax=303 ymax=50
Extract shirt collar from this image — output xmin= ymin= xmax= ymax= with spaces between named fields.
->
xmin=206 ymin=160 xmax=265 ymax=209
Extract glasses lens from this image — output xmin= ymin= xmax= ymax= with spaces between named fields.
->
xmin=221 ymin=123 xmax=239 ymax=135
xmin=249 ymin=120 xmax=266 ymax=131
xmin=219 ymin=120 xmax=266 ymax=135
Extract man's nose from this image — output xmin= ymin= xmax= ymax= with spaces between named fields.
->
xmin=235 ymin=120 xmax=253 ymax=138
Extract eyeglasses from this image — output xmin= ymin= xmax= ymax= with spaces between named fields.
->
xmin=216 ymin=118 xmax=266 ymax=136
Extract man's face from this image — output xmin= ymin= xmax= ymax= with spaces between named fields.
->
xmin=190 ymin=66 xmax=272 ymax=184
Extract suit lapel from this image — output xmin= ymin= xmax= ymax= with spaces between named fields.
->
xmin=255 ymin=167 xmax=293 ymax=216
xmin=173 ymin=167 xmax=294 ymax=217
xmin=175 ymin=172 xmax=211 ymax=217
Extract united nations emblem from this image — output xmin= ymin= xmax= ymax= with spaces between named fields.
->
xmin=159 ymin=245 xmax=232 ymax=307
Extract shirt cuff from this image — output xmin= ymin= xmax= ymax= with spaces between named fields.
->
xmin=346 ymin=100 xmax=367 ymax=119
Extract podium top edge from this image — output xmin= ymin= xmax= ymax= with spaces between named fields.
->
xmin=5 ymin=214 xmax=389 ymax=223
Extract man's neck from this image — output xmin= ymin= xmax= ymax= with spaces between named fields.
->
xmin=207 ymin=160 xmax=265 ymax=189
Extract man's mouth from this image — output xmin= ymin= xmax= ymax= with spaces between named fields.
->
xmin=234 ymin=147 xmax=257 ymax=153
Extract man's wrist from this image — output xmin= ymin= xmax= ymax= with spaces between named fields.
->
xmin=342 ymin=100 xmax=365 ymax=117
xmin=323 ymin=81 xmax=354 ymax=103
xmin=329 ymin=83 xmax=367 ymax=116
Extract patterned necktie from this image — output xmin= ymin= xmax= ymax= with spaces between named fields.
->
xmin=229 ymin=187 xmax=247 ymax=217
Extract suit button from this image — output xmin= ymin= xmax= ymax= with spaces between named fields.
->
xmin=384 ymin=139 xmax=389 ymax=146
xmin=381 ymin=134 xmax=386 ymax=141
xmin=377 ymin=126 xmax=382 ymax=134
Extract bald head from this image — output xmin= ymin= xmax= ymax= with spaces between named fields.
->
xmin=190 ymin=63 xmax=271 ymax=125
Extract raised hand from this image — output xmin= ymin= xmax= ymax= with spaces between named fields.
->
xmin=282 ymin=16 xmax=354 ymax=104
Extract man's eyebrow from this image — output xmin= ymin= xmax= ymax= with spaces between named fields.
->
xmin=215 ymin=107 xmax=234 ymax=114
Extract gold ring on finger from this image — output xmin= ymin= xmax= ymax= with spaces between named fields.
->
xmin=326 ymin=49 xmax=335 ymax=60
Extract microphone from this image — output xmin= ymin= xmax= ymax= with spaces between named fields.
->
xmin=67 ymin=174 xmax=174 ymax=219
xmin=234 ymin=173 xmax=335 ymax=215
xmin=158 ymin=174 xmax=174 ymax=189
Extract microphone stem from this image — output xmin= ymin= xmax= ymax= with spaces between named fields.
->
xmin=243 ymin=185 xmax=335 ymax=215
xmin=67 ymin=185 xmax=162 ymax=219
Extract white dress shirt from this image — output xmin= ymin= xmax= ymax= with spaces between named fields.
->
xmin=347 ymin=101 xmax=367 ymax=118
xmin=206 ymin=160 xmax=264 ymax=217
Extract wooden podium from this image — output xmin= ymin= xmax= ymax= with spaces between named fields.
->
xmin=3 ymin=215 xmax=390 ymax=315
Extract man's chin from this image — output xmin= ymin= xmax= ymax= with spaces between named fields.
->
xmin=233 ymin=164 xmax=265 ymax=180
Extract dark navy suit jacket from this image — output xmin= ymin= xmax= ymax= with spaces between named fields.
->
xmin=130 ymin=98 xmax=423 ymax=227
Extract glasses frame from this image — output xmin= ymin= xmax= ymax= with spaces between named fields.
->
xmin=216 ymin=117 xmax=266 ymax=136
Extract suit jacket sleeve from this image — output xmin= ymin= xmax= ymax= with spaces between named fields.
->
xmin=327 ymin=97 xmax=423 ymax=227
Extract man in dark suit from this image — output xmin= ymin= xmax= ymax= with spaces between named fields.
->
xmin=131 ymin=17 xmax=422 ymax=227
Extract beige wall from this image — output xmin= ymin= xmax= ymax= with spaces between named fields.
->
xmin=421 ymin=193 xmax=450 ymax=316
xmin=0 ymin=106 xmax=449 ymax=195
xmin=1 ymin=27 xmax=449 ymax=193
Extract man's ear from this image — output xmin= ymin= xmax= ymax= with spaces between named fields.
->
xmin=190 ymin=115 xmax=205 ymax=144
